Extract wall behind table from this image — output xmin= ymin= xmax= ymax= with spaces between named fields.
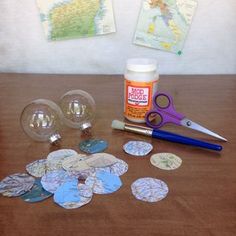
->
xmin=0 ymin=0 xmax=235 ymax=75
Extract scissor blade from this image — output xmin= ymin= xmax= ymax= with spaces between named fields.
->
xmin=180 ymin=118 xmax=227 ymax=142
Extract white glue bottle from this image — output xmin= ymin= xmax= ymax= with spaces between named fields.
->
xmin=124 ymin=58 xmax=159 ymax=123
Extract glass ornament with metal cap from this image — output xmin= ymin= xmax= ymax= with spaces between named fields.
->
xmin=58 ymin=90 xmax=96 ymax=137
xmin=20 ymin=99 xmax=63 ymax=144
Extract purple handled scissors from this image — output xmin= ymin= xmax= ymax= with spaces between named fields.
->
xmin=145 ymin=92 xmax=227 ymax=141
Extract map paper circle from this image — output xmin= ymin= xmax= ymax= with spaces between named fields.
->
xmin=41 ymin=169 xmax=75 ymax=193
xmin=26 ymin=159 xmax=47 ymax=177
xmin=123 ymin=141 xmax=153 ymax=156
xmin=47 ymin=149 xmax=78 ymax=171
xmin=54 ymin=180 xmax=92 ymax=209
xmin=150 ymin=153 xmax=182 ymax=170
xmin=94 ymin=159 xmax=128 ymax=177
xmin=21 ymin=178 xmax=52 ymax=202
xmin=62 ymin=154 xmax=90 ymax=172
xmin=79 ymin=139 xmax=108 ymax=154
xmin=85 ymin=153 xmax=118 ymax=168
xmin=110 ymin=159 xmax=128 ymax=176
xmin=0 ymin=173 xmax=35 ymax=197
xmin=131 ymin=177 xmax=169 ymax=202
xmin=85 ymin=170 xmax=122 ymax=194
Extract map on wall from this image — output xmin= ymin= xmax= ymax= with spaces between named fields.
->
xmin=36 ymin=0 xmax=116 ymax=41
xmin=133 ymin=0 xmax=198 ymax=54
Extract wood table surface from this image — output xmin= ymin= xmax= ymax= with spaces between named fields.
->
xmin=0 ymin=74 xmax=236 ymax=236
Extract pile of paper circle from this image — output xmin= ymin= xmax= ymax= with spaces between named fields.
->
xmin=0 ymin=149 xmax=128 ymax=209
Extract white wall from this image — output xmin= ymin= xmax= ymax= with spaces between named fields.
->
xmin=0 ymin=0 xmax=235 ymax=75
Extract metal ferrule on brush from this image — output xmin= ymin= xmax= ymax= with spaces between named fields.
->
xmin=124 ymin=124 xmax=153 ymax=137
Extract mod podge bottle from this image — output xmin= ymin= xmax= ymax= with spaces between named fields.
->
xmin=124 ymin=58 xmax=159 ymax=123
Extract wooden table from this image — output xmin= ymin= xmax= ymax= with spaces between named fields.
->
xmin=0 ymin=74 xmax=236 ymax=236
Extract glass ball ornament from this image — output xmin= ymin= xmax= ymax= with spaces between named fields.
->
xmin=20 ymin=99 xmax=63 ymax=144
xmin=59 ymin=90 xmax=96 ymax=135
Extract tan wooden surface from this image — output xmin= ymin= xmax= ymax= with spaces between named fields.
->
xmin=0 ymin=74 xmax=236 ymax=236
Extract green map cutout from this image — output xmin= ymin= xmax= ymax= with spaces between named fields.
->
xmin=37 ymin=0 xmax=116 ymax=41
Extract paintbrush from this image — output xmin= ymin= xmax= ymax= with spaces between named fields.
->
xmin=111 ymin=120 xmax=222 ymax=151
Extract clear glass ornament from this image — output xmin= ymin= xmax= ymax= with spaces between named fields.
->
xmin=20 ymin=99 xmax=63 ymax=144
xmin=59 ymin=90 xmax=96 ymax=135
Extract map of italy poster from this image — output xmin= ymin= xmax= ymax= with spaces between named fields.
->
xmin=134 ymin=0 xmax=198 ymax=54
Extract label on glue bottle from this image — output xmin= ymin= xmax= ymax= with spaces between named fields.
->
xmin=124 ymin=79 xmax=158 ymax=122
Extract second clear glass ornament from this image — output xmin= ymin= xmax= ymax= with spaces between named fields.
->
xmin=59 ymin=90 xmax=96 ymax=136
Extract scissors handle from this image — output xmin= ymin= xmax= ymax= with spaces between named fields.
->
xmin=146 ymin=91 xmax=185 ymax=129
xmin=153 ymin=92 xmax=184 ymax=119
xmin=145 ymin=110 xmax=184 ymax=129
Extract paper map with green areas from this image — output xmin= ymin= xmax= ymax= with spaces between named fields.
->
xmin=134 ymin=0 xmax=198 ymax=54
xmin=36 ymin=0 xmax=116 ymax=41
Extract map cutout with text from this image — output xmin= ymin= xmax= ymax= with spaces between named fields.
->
xmin=134 ymin=0 xmax=198 ymax=54
xmin=36 ymin=0 xmax=116 ymax=41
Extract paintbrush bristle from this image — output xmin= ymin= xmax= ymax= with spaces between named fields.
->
xmin=111 ymin=120 xmax=125 ymax=130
